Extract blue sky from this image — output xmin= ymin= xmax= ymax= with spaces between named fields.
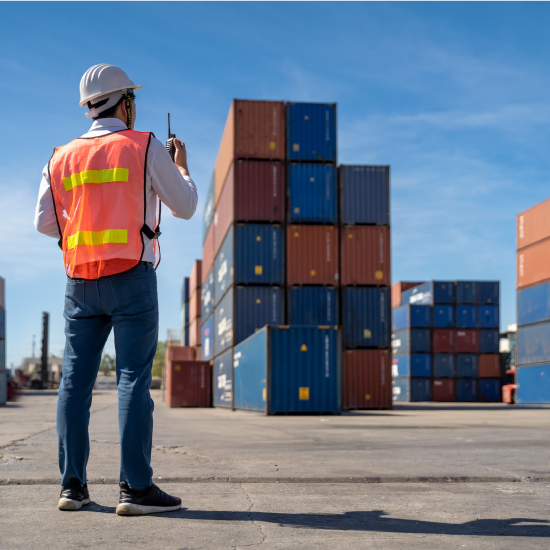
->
xmin=1 ymin=2 xmax=549 ymax=369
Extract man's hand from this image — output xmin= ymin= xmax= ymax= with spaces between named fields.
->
xmin=174 ymin=139 xmax=189 ymax=177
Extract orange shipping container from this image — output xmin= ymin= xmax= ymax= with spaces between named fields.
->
xmin=189 ymin=260 xmax=202 ymax=294
xmin=517 ymin=239 xmax=550 ymax=288
xmin=391 ymin=282 xmax=423 ymax=308
xmin=202 ymin=222 xmax=214 ymax=284
xmin=478 ymin=354 xmax=501 ymax=378
xmin=165 ymin=360 xmax=212 ymax=408
xmin=189 ymin=288 xmax=201 ymax=324
xmin=287 ymin=225 xmax=339 ymax=286
xmin=343 ymin=349 xmax=392 ymax=410
xmin=214 ymin=100 xmax=286 ymax=206
xmin=341 ymin=226 xmax=391 ymax=286
xmin=517 ymin=197 xmax=550 ymax=251
xmin=214 ymin=163 xmax=235 ymax=257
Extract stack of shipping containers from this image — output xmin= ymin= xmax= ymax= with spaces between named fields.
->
xmin=181 ymin=277 xmax=190 ymax=345
xmin=188 ymin=260 xmax=202 ymax=356
xmin=516 ymin=199 xmax=550 ymax=404
xmin=0 ymin=276 xmax=6 ymax=405
xmin=392 ymin=280 xmax=501 ymax=402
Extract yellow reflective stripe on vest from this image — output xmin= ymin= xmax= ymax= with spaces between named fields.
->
xmin=67 ymin=229 xmax=128 ymax=250
xmin=62 ymin=168 xmax=129 ymax=192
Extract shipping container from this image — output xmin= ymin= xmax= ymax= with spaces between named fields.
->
xmin=479 ymin=330 xmax=499 ymax=354
xmin=392 ymin=378 xmax=409 ymax=402
xmin=401 ymin=281 xmax=455 ymax=305
xmin=339 ymin=165 xmax=390 ymax=226
xmin=392 ymin=354 xmax=431 ymax=378
xmin=433 ymin=379 xmax=456 ymax=402
xmin=392 ymin=378 xmax=431 ymax=402
xmin=456 ymin=305 xmax=477 ymax=329
xmin=518 ymin=281 xmax=550 ymax=327
xmin=233 ymin=326 xmax=341 ymax=414
xmin=392 ymin=304 xmax=431 ymax=331
xmin=478 ymin=354 xmax=500 ymax=378
xmin=517 ymin=240 xmax=550 ymax=289
xmin=433 ymin=329 xmax=455 ymax=353
xmin=165 ymin=360 xmax=211 ymax=408
xmin=201 ymin=268 xmax=215 ymax=319
xmin=0 ymin=340 xmax=5 ymax=371
xmin=455 ymin=330 xmax=479 ymax=353
xmin=203 ymin=176 xmax=214 ymax=244
xmin=340 ymin=226 xmax=391 ymax=286
xmin=478 ymin=305 xmax=499 ymax=329
xmin=433 ymin=305 xmax=454 ymax=328
xmin=166 ymin=345 xmax=195 ymax=363
xmin=189 ymin=288 xmax=201 ymax=324
xmin=455 ymin=281 xmax=478 ymax=304
xmin=213 ymin=349 xmax=233 ymax=408
xmin=214 ymin=100 xmax=286 ymax=206
xmin=182 ymin=277 xmax=190 ymax=304
xmin=516 ymin=365 xmax=550 ymax=404
xmin=190 ymin=260 xmax=202 ymax=295
xmin=287 ymin=225 xmax=339 ymax=285
xmin=288 ymin=163 xmax=337 ymax=223
xmin=344 ymin=287 xmax=391 ymax=348
xmin=478 ymin=282 xmax=499 ymax=304
xmin=202 ymin=222 xmax=215 ymax=284
xmin=517 ymin=197 xmax=550 ymax=251
xmin=456 ymin=354 xmax=478 ymax=378
xmin=433 ymin=354 xmax=455 ymax=378
xmin=201 ymin=314 xmax=214 ymax=361
xmin=189 ymin=317 xmax=201 ymax=349
xmin=517 ymin=322 xmax=550 ymax=365
xmin=391 ymin=282 xmax=423 ymax=308
xmin=287 ymin=286 xmax=339 ymax=325
xmin=456 ymin=379 xmax=478 ymax=402
xmin=343 ymin=349 xmax=392 ymax=410
xmin=391 ymin=328 xmax=431 ymax=354
xmin=479 ymin=379 xmax=502 ymax=403
xmin=183 ymin=326 xmax=189 ymax=347
xmin=286 ymin=102 xmax=336 ymax=162
xmin=214 ymin=286 xmax=284 ymax=355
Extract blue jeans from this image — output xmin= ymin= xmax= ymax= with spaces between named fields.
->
xmin=57 ymin=263 xmax=158 ymax=490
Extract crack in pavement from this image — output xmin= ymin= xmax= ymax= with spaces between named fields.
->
xmin=238 ymin=483 xmax=267 ymax=548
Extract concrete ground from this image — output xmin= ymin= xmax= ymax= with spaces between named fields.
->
xmin=1 ymin=390 xmax=549 ymax=549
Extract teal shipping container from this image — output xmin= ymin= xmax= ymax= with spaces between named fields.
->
xmin=233 ymin=326 xmax=341 ymax=414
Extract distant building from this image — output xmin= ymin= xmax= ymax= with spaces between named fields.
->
xmin=18 ymin=356 xmax=63 ymax=386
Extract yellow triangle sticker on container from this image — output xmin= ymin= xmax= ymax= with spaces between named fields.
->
xmin=294 ymin=207 xmax=300 ymax=213
xmin=299 ymin=387 xmax=309 ymax=400
xmin=256 ymin=298 xmax=261 ymax=304
xmin=375 ymin=271 xmax=384 ymax=280
xmin=301 ymin=344 xmax=308 ymax=352
xmin=364 ymin=329 xmax=372 ymax=339
xmin=310 ymin=270 xmax=316 ymax=277
xmin=269 ymin=141 xmax=276 ymax=150
xmin=294 ymin=232 xmax=299 ymax=238
xmin=263 ymin=388 xmax=267 ymax=401
xmin=365 ymin=394 xmax=371 ymax=401
xmin=310 ymin=177 xmax=315 ymax=182
xmin=293 ymin=144 xmax=300 ymax=152
xmin=255 ymin=265 xmax=263 ymax=275
xmin=256 ymin=235 xmax=261 ymax=241
xmin=175 ymin=364 xmax=181 ymax=371
xmin=348 ymin=233 xmax=353 ymax=239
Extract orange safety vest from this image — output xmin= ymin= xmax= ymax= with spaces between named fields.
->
xmin=48 ymin=130 xmax=161 ymax=279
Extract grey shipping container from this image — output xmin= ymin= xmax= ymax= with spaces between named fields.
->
xmin=213 ymin=349 xmax=233 ymax=408
xmin=517 ymin=322 xmax=550 ymax=365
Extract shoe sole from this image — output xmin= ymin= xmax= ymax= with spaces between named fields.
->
xmin=116 ymin=503 xmax=181 ymax=516
xmin=58 ymin=497 xmax=91 ymax=511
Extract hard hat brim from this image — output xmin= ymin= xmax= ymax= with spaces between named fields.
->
xmin=79 ymin=84 xmax=144 ymax=107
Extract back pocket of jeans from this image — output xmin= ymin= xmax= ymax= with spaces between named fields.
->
xmin=111 ymin=278 xmax=153 ymax=315
xmin=65 ymin=280 xmax=86 ymax=318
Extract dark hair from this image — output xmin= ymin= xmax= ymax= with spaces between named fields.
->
xmin=91 ymin=96 xmax=124 ymax=120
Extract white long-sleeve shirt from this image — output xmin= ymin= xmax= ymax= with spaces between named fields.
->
xmin=34 ymin=118 xmax=198 ymax=264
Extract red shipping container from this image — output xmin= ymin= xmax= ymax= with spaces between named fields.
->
xmin=340 ymin=226 xmax=391 ymax=286
xmin=433 ymin=379 xmax=456 ymax=402
xmin=343 ymin=349 xmax=392 ymax=410
xmin=189 ymin=288 xmax=201 ymax=324
xmin=214 ymin=160 xmax=285 ymax=256
xmin=391 ymin=282 xmax=423 ymax=308
xmin=189 ymin=318 xmax=201 ymax=349
xmin=478 ymin=354 xmax=501 ymax=378
xmin=517 ymin=239 xmax=550 ymax=289
xmin=287 ymin=225 xmax=339 ymax=285
xmin=166 ymin=345 xmax=195 ymax=363
xmin=189 ymin=260 xmax=202 ymax=294
xmin=165 ymin=360 xmax=212 ymax=407
xmin=455 ymin=330 xmax=479 ymax=353
xmin=202 ymin=223 xmax=214 ymax=284
xmin=214 ymin=100 xmax=286 ymax=207
xmin=432 ymin=329 xmax=455 ymax=353
xmin=517 ymin=197 xmax=550 ymax=251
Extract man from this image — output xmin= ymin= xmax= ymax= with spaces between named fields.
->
xmin=34 ymin=64 xmax=198 ymax=515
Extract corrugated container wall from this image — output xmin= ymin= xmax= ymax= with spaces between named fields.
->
xmin=203 ymin=177 xmax=214 ymax=243
xmin=189 ymin=318 xmax=201 ymax=349
xmin=182 ymin=277 xmax=190 ymax=304
xmin=189 ymin=289 xmax=201 ymax=324
xmin=0 ymin=308 xmax=5 ymax=340
xmin=201 ymin=268 xmax=215 ymax=319
xmin=392 ymin=305 xmax=431 ymax=331
xmin=432 ymin=329 xmax=454 ymax=353
xmin=479 ymin=379 xmax=502 ymax=402
xmin=201 ymin=315 xmax=214 ymax=361
xmin=478 ymin=282 xmax=499 ymax=304
xmin=517 ymin=239 xmax=550 ymax=289
xmin=189 ymin=260 xmax=202 ymax=296
xmin=518 ymin=281 xmax=550 ymax=326
xmin=455 ymin=281 xmax=478 ymax=304
xmin=340 ymin=226 xmax=391 ymax=286
xmin=213 ymin=349 xmax=233 ymax=408
xmin=286 ymin=225 xmax=339 ymax=286
xmin=202 ymin=222 xmax=214 ymax=284
xmin=392 ymin=329 xmax=431 ymax=354
xmin=339 ymin=165 xmax=390 ymax=226
xmin=401 ymin=281 xmax=455 ymax=305
xmin=517 ymin=197 xmax=550 ymax=250
xmin=516 ymin=365 xmax=550 ymax=404
xmin=286 ymin=102 xmax=336 ymax=162
xmin=287 ymin=286 xmax=339 ymax=325
xmin=165 ymin=361 xmax=211 ymax=408
xmin=478 ymin=355 xmax=500 ymax=378
xmin=433 ymin=379 xmax=456 ymax=402
xmin=456 ymin=379 xmax=477 ymax=402
xmin=391 ymin=282 xmax=423 ymax=309
xmin=517 ymin=322 xmax=550 ymax=365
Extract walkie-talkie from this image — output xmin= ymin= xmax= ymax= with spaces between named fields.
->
xmin=166 ymin=113 xmax=176 ymax=162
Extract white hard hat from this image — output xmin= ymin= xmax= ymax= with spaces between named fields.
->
xmin=79 ymin=64 xmax=143 ymax=117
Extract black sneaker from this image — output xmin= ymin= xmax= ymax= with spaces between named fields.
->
xmin=58 ymin=479 xmax=91 ymax=511
xmin=116 ymin=481 xmax=181 ymax=515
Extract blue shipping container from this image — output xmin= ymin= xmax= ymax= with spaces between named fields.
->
xmin=479 ymin=282 xmax=499 ymax=305
xmin=343 ymin=287 xmax=390 ymax=348
xmin=456 ymin=281 xmax=478 ymax=304
xmin=0 ymin=308 xmax=4 ymax=340
xmin=456 ymin=379 xmax=478 ymax=402
xmin=392 ymin=354 xmax=431 ymax=378
xmin=339 ymin=165 xmax=390 ymax=226
xmin=516 ymin=365 xmax=550 ymax=404
xmin=213 ymin=349 xmax=233 ymax=408
xmin=201 ymin=314 xmax=214 ymax=361
xmin=392 ymin=378 xmax=432 ymax=402
xmin=518 ymin=281 xmax=550 ymax=327
xmin=478 ymin=305 xmax=499 ymax=329
xmin=479 ymin=330 xmax=500 ymax=354
xmin=392 ymin=304 xmax=431 ymax=331
xmin=214 ymin=286 xmax=285 ymax=355
xmin=401 ymin=281 xmax=455 ymax=305
xmin=433 ymin=354 xmax=455 ymax=378
xmin=288 ymin=286 xmax=339 ymax=325
xmin=203 ymin=175 xmax=214 ymax=243
xmin=288 ymin=163 xmax=337 ymax=223
xmin=456 ymin=305 xmax=477 ymax=329
xmin=201 ymin=268 xmax=215 ymax=319
xmin=392 ymin=378 xmax=409 ymax=402
xmin=456 ymin=354 xmax=478 ymax=378
xmin=392 ymin=329 xmax=431 ymax=355
xmin=287 ymin=102 xmax=336 ymax=162
xmin=479 ymin=379 xmax=502 ymax=403
xmin=184 ymin=326 xmax=189 ymax=347
xmin=392 ymin=355 xmax=409 ymax=378
xmin=182 ymin=277 xmax=190 ymax=304
xmin=433 ymin=305 xmax=454 ymax=328
xmin=517 ymin=322 xmax=550 ymax=365
xmin=184 ymin=302 xmax=189 ymax=326
xmin=233 ymin=326 xmax=341 ymax=414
